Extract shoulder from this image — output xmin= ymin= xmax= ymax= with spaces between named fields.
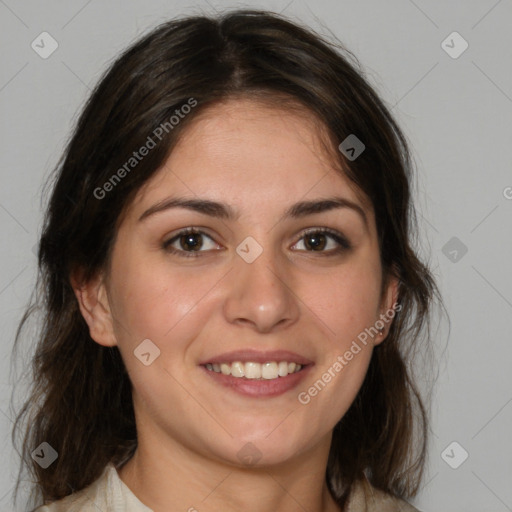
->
xmin=34 ymin=490 xmax=104 ymax=511
xmin=33 ymin=463 xmax=152 ymax=512
xmin=33 ymin=465 xmax=111 ymax=512
xmin=346 ymin=478 xmax=421 ymax=512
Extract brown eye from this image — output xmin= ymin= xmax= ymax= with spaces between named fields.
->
xmin=162 ymin=228 xmax=222 ymax=258
xmin=292 ymin=228 xmax=351 ymax=255
xmin=179 ymin=232 xmax=203 ymax=251
xmin=304 ymin=232 xmax=327 ymax=251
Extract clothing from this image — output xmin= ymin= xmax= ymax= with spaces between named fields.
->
xmin=35 ymin=462 xmax=420 ymax=512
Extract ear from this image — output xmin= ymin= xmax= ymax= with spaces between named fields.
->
xmin=71 ymin=269 xmax=117 ymax=347
xmin=375 ymin=271 xmax=400 ymax=345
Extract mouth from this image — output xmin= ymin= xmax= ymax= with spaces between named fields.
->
xmin=198 ymin=350 xmax=313 ymax=398
xmin=203 ymin=361 xmax=305 ymax=380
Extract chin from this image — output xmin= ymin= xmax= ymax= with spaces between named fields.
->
xmin=216 ymin=427 xmax=314 ymax=468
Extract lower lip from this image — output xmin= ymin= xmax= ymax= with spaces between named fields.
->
xmin=200 ymin=365 xmax=313 ymax=397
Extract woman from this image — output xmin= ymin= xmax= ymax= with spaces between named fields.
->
xmin=13 ymin=9 xmax=440 ymax=512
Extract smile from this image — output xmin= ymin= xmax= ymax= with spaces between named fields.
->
xmin=205 ymin=361 xmax=303 ymax=380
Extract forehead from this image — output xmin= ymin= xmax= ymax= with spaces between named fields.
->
xmin=172 ymin=97 xmax=338 ymax=172
xmin=129 ymin=97 xmax=372 ymax=217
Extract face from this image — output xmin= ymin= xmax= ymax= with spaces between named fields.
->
xmin=79 ymin=98 xmax=398 ymax=468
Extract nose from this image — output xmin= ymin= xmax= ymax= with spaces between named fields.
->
xmin=223 ymin=245 xmax=300 ymax=333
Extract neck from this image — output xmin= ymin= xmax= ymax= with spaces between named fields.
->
xmin=117 ymin=425 xmax=341 ymax=512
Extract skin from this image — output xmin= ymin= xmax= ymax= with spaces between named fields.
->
xmin=74 ymin=98 xmax=398 ymax=512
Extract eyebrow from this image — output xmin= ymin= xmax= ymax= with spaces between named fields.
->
xmin=138 ymin=196 xmax=368 ymax=229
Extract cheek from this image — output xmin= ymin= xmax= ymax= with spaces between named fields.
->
xmin=310 ymin=262 xmax=382 ymax=346
xmin=306 ymin=261 xmax=382 ymax=418
xmin=108 ymin=251 xmax=223 ymax=350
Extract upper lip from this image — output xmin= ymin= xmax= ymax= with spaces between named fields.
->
xmin=199 ymin=349 xmax=314 ymax=366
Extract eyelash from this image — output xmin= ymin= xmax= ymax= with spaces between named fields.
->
xmin=162 ymin=227 xmax=352 ymax=259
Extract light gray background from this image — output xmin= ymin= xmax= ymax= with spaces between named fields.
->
xmin=1 ymin=1 xmax=511 ymax=511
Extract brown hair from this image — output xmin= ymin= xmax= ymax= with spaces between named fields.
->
xmin=11 ymin=9 xmax=442 ymax=510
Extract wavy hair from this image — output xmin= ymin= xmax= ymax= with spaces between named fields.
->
xmin=11 ymin=9 xmax=443 ymax=510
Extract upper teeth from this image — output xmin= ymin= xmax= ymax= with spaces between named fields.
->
xmin=205 ymin=361 xmax=303 ymax=380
